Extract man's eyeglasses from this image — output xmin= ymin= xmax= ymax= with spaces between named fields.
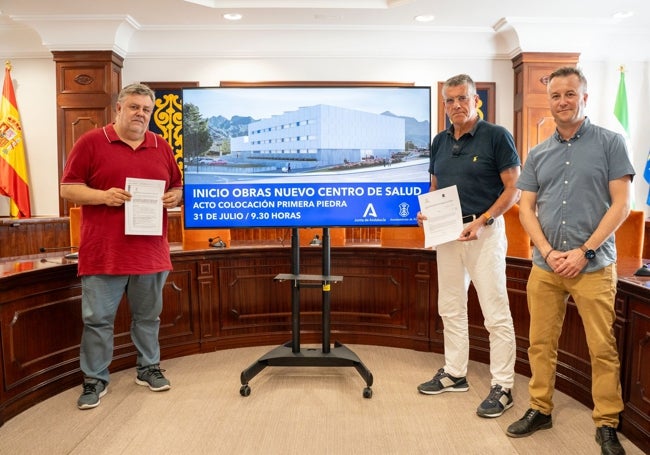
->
xmin=444 ymin=95 xmax=473 ymax=106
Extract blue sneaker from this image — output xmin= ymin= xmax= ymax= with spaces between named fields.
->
xmin=417 ymin=368 xmax=469 ymax=395
xmin=477 ymin=384 xmax=513 ymax=418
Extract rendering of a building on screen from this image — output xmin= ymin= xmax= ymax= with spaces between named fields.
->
xmin=230 ymin=104 xmax=405 ymax=170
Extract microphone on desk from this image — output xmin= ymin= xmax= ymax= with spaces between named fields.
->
xmin=39 ymin=246 xmax=79 ymax=260
xmin=634 ymin=264 xmax=650 ymax=276
xmin=39 ymin=246 xmax=78 ymax=253
xmin=208 ymin=236 xmax=227 ymax=248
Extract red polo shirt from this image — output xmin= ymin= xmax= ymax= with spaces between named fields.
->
xmin=61 ymin=124 xmax=182 ymax=276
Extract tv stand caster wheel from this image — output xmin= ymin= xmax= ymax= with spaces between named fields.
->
xmin=363 ymin=387 xmax=372 ymax=398
xmin=240 ymin=384 xmax=251 ymax=396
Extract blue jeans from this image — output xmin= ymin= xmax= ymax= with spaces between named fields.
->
xmin=80 ymin=272 xmax=169 ymax=384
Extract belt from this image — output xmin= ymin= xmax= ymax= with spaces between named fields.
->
xmin=462 ymin=214 xmax=479 ymax=223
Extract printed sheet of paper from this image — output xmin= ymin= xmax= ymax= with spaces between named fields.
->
xmin=124 ymin=178 xmax=165 ymax=236
xmin=418 ymin=185 xmax=463 ymax=248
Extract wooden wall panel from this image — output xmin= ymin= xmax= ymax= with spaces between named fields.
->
xmin=1 ymin=278 xmax=82 ymax=390
xmin=66 ymin=112 xmax=102 ymax=145
xmin=4 ymin=213 xmax=649 ymax=264
xmin=618 ymin=281 xmax=650 ymax=448
xmin=511 ymin=52 xmax=580 ymax=163
xmin=0 ymin=265 xmax=82 ymax=422
xmin=0 ymin=249 xmax=648 ymax=452
xmin=0 ymin=217 xmax=70 ymax=258
xmin=53 ymin=51 xmax=123 ymax=216
xmin=624 ymin=300 xmax=650 ymax=440
xmin=213 ymin=248 xmax=429 ymax=350
xmin=644 ymin=221 xmax=650 ymax=259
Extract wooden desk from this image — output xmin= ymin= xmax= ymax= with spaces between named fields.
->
xmin=0 ymin=247 xmax=648 ymax=452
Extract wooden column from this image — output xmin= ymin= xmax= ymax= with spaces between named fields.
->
xmin=52 ymin=51 xmax=123 ymax=216
xmin=511 ymin=52 xmax=579 ymax=163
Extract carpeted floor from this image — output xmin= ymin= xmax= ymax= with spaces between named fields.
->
xmin=0 ymin=344 xmax=643 ymax=455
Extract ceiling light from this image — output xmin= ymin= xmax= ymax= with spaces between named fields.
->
xmin=223 ymin=13 xmax=242 ymax=21
xmin=414 ymin=15 xmax=434 ymax=23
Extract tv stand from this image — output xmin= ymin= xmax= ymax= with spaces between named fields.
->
xmin=239 ymin=227 xmax=373 ymax=398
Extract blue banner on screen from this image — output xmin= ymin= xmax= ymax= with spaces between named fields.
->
xmin=185 ymin=181 xmax=429 ymax=228
xmin=182 ymin=85 xmax=432 ymax=228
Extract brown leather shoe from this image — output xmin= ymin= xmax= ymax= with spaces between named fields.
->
xmin=596 ymin=426 xmax=625 ymax=455
xmin=506 ymin=408 xmax=552 ymax=438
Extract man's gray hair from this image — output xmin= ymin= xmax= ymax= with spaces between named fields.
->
xmin=442 ymin=74 xmax=476 ymax=96
xmin=117 ymin=83 xmax=155 ymax=104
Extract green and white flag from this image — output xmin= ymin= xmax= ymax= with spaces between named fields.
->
xmin=614 ymin=69 xmax=629 ymax=136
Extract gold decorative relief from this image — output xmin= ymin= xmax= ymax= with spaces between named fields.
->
xmin=153 ymin=93 xmax=184 ymax=173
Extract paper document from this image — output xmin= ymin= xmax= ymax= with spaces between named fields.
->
xmin=124 ymin=178 xmax=165 ymax=236
xmin=418 ymin=185 xmax=463 ymax=248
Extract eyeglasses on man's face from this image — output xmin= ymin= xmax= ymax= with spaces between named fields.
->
xmin=125 ymin=103 xmax=153 ymax=115
xmin=444 ymin=95 xmax=474 ymax=106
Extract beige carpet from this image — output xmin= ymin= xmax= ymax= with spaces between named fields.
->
xmin=0 ymin=345 xmax=643 ymax=455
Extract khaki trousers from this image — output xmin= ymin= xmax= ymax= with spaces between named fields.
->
xmin=526 ymin=264 xmax=624 ymax=427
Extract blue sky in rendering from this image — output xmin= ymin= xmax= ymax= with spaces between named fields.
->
xmin=183 ymin=87 xmax=431 ymax=123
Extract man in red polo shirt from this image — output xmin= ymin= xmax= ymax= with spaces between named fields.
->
xmin=60 ymin=83 xmax=183 ymax=410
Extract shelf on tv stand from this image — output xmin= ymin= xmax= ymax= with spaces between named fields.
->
xmin=274 ymin=273 xmax=343 ymax=284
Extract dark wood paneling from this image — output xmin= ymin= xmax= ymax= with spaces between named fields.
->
xmin=168 ymin=210 xmax=182 ymax=243
xmin=52 ymin=51 xmax=123 ymax=216
xmin=0 ymin=260 xmax=200 ymax=423
xmin=511 ymin=52 xmax=580 ymax=163
xmin=4 ymin=213 xmax=649 ymax=262
xmin=0 ymin=217 xmax=71 ymax=258
xmin=229 ymin=228 xmax=291 ymax=245
xmin=0 ymin=264 xmax=82 ymax=422
xmin=214 ymin=249 xmax=428 ymax=346
xmin=617 ymin=280 xmax=650 ymax=448
xmin=644 ymin=221 xmax=650 ymax=259
xmin=0 ymin=247 xmax=648 ymax=452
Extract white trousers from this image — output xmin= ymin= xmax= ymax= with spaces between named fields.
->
xmin=435 ymin=216 xmax=516 ymax=388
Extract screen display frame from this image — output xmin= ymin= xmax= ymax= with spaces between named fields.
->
xmin=181 ymin=84 xmax=432 ymax=229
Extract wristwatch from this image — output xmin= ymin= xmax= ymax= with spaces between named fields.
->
xmin=483 ymin=212 xmax=494 ymax=226
xmin=580 ymin=244 xmax=596 ymax=260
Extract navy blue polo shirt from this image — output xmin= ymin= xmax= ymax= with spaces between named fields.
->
xmin=429 ymin=119 xmax=520 ymax=217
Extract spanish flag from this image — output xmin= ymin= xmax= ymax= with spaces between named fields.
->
xmin=0 ymin=61 xmax=31 ymax=218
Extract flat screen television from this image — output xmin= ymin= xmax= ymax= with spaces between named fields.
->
xmin=181 ymin=85 xmax=431 ymax=229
